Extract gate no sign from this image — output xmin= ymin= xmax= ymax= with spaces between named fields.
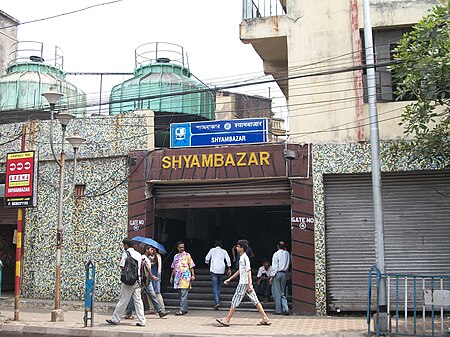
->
xmin=291 ymin=216 xmax=314 ymax=230
xmin=129 ymin=219 xmax=145 ymax=231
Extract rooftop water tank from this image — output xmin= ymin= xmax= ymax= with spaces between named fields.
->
xmin=109 ymin=42 xmax=215 ymax=120
xmin=0 ymin=41 xmax=86 ymax=124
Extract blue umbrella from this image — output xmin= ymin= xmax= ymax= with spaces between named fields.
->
xmin=132 ymin=236 xmax=167 ymax=254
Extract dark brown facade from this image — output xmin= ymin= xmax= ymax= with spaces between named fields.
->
xmin=128 ymin=143 xmax=315 ymax=314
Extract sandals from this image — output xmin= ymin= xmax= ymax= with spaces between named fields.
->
xmin=215 ymin=317 xmax=270 ymax=327
xmin=216 ymin=318 xmax=229 ymax=327
xmin=258 ymin=320 xmax=272 ymax=326
xmin=175 ymin=311 xmax=187 ymax=316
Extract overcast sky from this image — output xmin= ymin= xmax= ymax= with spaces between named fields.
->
xmin=2 ymin=0 xmax=284 ymax=116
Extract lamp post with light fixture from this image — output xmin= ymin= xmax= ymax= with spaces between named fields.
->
xmin=42 ymin=90 xmax=86 ymax=322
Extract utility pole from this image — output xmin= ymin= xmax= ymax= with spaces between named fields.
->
xmin=14 ymin=125 xmax=26 ymax=321
xmin=362 ymin=0 xmax=388 ymax=315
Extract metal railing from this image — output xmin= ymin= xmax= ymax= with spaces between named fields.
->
xmin=367 ymin=265 xmax=450 ymax=337
xmin=134 ymin=42 xmax=189 ymax=70
xmin=8 ymin=41 xmax=64 ymax=69
xmin=242 ymin=0 xmax=285 ymax=20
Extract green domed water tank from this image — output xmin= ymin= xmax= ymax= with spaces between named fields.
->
xmin=0 ymin=43 xmax=86 ymax=122
xmin=109 ymin=42 xmax=215 ymax=120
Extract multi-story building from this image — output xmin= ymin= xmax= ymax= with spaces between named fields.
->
xmin=0 ymin=10 xmax=18 ymax=76
xmin=240 ymin=0 xmax=449 ymax=315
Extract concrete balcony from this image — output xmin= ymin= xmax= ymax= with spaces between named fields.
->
xmin=240 ymin=0 xmax=288 ymax=97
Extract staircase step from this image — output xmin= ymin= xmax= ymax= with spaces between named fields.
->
xmin=160 ymin=268 xmax=290 ymax=312
xmin=188 ymin=287 xmax=237 ymax=294
xmin=162 ymin=281 xmax=258 ymax=292
xmin=163 ymin=298 xmax=277 ymax=311
xmin=162 ymin=291 xmax=291 ymax=301
xmin=190 ymin=274 xmax=213 ymax=281
xmin=163 ymin=292 xmax=234 ymax=301
xmin=164 ymin=280 xmax=224 ymax=287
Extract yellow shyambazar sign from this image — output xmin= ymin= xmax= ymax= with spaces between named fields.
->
xmin=162 ymin=151 xmax=271 ymax=169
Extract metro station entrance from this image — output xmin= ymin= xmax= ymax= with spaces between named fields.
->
xmin=128 ymin=143 xmax=316 ymax=314
xmin=154 ymin=205 xmax=291 ymax=269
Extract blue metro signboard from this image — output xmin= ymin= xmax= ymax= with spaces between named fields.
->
xmin=170 ymin=118 xmax=268 ymax=148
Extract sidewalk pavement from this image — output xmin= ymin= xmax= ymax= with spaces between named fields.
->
xmin=0 ymin=300 xmax=367 ymax=337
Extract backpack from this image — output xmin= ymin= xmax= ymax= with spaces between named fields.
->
xmin=120 ymin=251 xmax=139 ymax=285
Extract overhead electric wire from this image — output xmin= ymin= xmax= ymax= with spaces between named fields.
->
xmin=58 ymin=37 xmax=402 ymax=102
xmin=0 ymin=82 xmax=369 ymax=128
xmin=73 ymin=105 xmax=406 ymax=199
xmin=30 ymin=89 xmax=404 ymax=148
xmin=0 ymin=36 xmax=404 ymax=116
xmin=0 ymin=41 xmax=414 ymax=147
xmin=0 ymin=60 xmax=393 ymax=119
xmin=0 ymin=78 xmax=399 ymax=129
xmin=66 ymin=65 xmax=372 ymax=108
xmin=204 ymin=38 xmax=403 ymax=87
xmin=66 ymin=54 xmax=372 ymax=103
xmin=201 ymin=35 xmax=402 ymax=85
xmin=18 ymin=59 xmax=404 ymax=115
xmin=0 ymin=132 xmax=22 ymax=146
xmin=0 ymin=0 xmax=125 ymax=30
xmin=3 ymin=82 xmax=403 ymax=150
xmin=289 ymin=106 xmax=404 ymax=141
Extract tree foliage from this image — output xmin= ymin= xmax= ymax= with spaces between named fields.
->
xmin=391 ymin=0 xmax=449 ymax=167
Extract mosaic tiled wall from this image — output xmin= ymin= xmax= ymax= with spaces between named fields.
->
xmin=312 ymin=142 xmax=444 ymax=316
xmin=22 ymin=157 xmax=129 ymax=300
xmin=0 ymin=112 xmax=151 ymax=301
xmin=0 ymin=113 xmax=151 ymax=161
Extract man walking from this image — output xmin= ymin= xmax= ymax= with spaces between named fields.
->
xmin=269 ymin=240 xmax=291 ymax=315
xmin=170 ymin=241 xmax=195 ymax=316
xmin=124 ymin=245 xmax=170 ymax=319
xmin=216 ymin=239 xmax=270 ymax=327
xmin=106 ymin=238 xmax=146 ymax=327
xmin=205 ymin=240 xmax=232 ymax=310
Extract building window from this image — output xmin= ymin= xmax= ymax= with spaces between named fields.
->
xmin=361 ymin=27 xmax=413 ymax=102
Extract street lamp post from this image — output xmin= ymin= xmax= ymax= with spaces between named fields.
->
xmin=42 ymin=90 xmax=85 ymax=322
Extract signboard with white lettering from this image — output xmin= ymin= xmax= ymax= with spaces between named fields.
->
xmin=170 ymin=118 xmax=268 ymax=148
xmin=4 ymin=151 xmax=38 ymax=208
xmin=291 ymin=216 xmax=314 ymax=229
xmin=129 ymin=218 xmax=145 ymax=232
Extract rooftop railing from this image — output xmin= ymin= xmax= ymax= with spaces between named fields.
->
xmin=242 ymin=0 xmax=286 ymax=20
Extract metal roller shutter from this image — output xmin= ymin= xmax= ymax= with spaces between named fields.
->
xmin=0 ymin=201 xmax=18 ymax=225
xmin=153 ymin=179 xmax=292 ymax=209
xmin=324 ymin=171 xmax=450 ymax=311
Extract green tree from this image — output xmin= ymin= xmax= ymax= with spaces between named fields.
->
xmin=391 ymin=0 xmax=449 ymax=167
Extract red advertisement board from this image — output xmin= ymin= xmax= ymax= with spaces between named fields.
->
xmin=5 ymin=151 xmax=38 ymax=208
